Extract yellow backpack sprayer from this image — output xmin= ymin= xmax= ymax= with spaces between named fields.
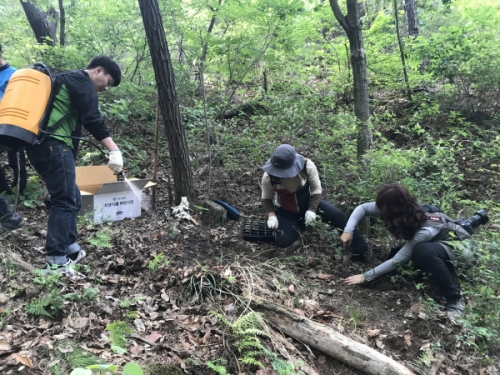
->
xmin=0 ymin=63 xmax=54 ymax=151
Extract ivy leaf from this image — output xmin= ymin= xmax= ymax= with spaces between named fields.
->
xmin=110 ymin=345 xmax=127 ymax=354
xmin=87 ymin=364 xmax=119 ymax=371
xmin=123 ymin=362 xmax=144 ymax=375
xmin=70 ymin=369 xmax=92 ymax=375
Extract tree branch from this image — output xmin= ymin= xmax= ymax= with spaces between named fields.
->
xmin=329 ymin=0 xmax=350 ymax=33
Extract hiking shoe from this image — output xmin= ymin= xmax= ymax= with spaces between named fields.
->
xmin=41 ymin=261 xmax=78 ymax=277
xmin=40 ymin=250 xmax=87 ymax=277
xmin=445 ymin=297 xmax=465 ymax=316
xmin=68 ymin=249 xmax=86 ymax=264
xmin=0 ymin=212 xmax=24 ymax=237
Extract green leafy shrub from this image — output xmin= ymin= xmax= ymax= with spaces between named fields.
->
xmin=456 ymin=228 xmax=500 ymax=351
xmin=1 ymin=175 xmax=46 ymax=208
xmin=105 ymin=321 xmax=133 ymax=354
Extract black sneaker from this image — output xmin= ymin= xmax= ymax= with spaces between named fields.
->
xmin=0 ymin=213 xmax=24 ymax=237
xmin=445 ymin=297 xmax=465 ymax=316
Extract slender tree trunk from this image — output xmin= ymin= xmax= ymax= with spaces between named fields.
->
xmin=137 ymin=0 xmax=197 ymax=204
xmin=58 ymin=0 xmax=66 ymax=46
xmin=20 ymin=0 xmax=57 ymax=46
xmin=403 ymin=0 xmax=419 ymax=37
xmin=329 ymin=0 xmax=372 ymax=160
xmin=394 ymin=0 xmax=411 ymax=101
xmin=197 ymin=0 xmax=222 ymax=97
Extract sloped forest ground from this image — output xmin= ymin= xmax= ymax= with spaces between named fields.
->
xmin=0 ymin=101 xmax=498 ymax=375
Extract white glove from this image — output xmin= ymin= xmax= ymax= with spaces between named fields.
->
xmin=267 ymin=215 xmax=279 ymax=229
xmin=305 ymin=210 xmax=317 ymax=225
xmin=108 ymin=150 xmax=123 ymax=174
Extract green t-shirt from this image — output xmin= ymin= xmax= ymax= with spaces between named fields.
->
xmin=47 ymin=84 xmax=78 ymax=148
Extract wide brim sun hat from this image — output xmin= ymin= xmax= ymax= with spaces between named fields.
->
xmin=262 ymin=144 xmax=305 ymax=179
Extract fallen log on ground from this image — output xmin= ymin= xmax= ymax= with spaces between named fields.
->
xmin=249 ymin=295 xmax=423 ymax=375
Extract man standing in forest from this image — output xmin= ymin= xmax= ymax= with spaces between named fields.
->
xmin=0 ymin=44 xmax=24 ymax=237
xmin=27 ymin=55 xmax=124 ymax=275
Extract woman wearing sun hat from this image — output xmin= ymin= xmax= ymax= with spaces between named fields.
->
xmin=261 ymin=144 xmax=369 ymax=261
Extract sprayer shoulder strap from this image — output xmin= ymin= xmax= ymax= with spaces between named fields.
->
xmin=45 ymin=112 xmax=74 ymax=133
xmin=42 ymin=74 xmax=77 ymax=135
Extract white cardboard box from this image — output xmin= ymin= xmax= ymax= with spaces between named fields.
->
xmin=75 ymin=165 xmax=153 ymax=224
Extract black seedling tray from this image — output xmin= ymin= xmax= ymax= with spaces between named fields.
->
xmin=242 ymin=217 xmax=275 ymax=242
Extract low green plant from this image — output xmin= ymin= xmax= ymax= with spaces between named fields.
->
xmin=105 ymin=321 xmax=133 ymax=354
xmin=147 ymin=253 xmax=170 ymax=273
xmin=1 ymin=175 xmax=45 ymax=208
xmin=455 ymin=230 xmax=500 ymax=351
xmin=82 ymin=288 xmax=100 ymax=301
xmin=26 ymin=268 xmax=71 ymax=318
xmin=120 ymin=295 xmax=146 ymax=308
xmin=389 ymin=260 xmax=426 ymax=290
xmin=416 ymin=348 xmax=437 ymax=368
xmin=1 ymin=258 xmax=16 ymax=277
xmin=88 ymin=230 xmax=113 ymax=249
xmin=77 ymin=210 xmax=98 ymax=227
xmin=420 ymin=296 xmax=440 ymax=317
xmin=25 ymin=292 xmax=62 ymax=318
xmin=273 ymin=360 xmax=301 ymax=375
xmin=206 ymin=359 xmax=231 ymax=375
xmin=211 ymin=311 xmax=270 ymax=369
xmin=0 ymin=309 xmax=10 ymax=329
xmin=49 ymin=341 xmax=98 ymax=375
xmin=346 ymin=307 xmax=365 ymax=330
xmin=265 ymin=349 xmax=305 ymax=375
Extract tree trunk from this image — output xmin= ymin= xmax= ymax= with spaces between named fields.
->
xmin=58 ymin=0 xmax=66 ymax=46
xmin=137 ymin=0 xmax=197 ymax=204
xmin=250 ymin=296 xmax=421 ymax=375
xmin=329 ymin=0 xmax=372 ymax=161
xmin=197 ymin=0 xmax=222 ymax=97
xmin=393 ymin=0 xmax=412 ymax=101
xmin=20 ymin=0 xmax=57 ymax=46
xmin=403 ymin=0 xmax=419 ymax=37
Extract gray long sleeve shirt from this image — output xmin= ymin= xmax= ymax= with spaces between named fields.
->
xmin=344 ymin=202 xmax=448 ymax=282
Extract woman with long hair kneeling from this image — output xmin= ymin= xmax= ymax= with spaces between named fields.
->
xmin=340 ymin=183 xmax=470 ymax=316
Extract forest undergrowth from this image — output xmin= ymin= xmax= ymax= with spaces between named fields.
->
xmin=1 ymin=87 xmax=499 ymax=375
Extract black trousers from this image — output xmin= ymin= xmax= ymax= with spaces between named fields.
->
xmin=0 ymin=151 xmax=27 ymax=194
xmin=412 ymin=242 xmax=461 ymax=302
xmin=274 ymin=199 xmax=369 ymax=256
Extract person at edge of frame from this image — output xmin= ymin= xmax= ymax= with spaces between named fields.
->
xmin=0 ymin=43 xmax=24 ymax=237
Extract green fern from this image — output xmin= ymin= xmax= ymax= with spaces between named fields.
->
xmin=25 ymin=298 xmax=52 ymax=317
xmin=210 ymin=310 xmax=232 ymax=327
xmin=106 ymin=321 xmax=133 ymax=353
xmin=206 ymin=359 xmax=231 ymax=375
xmin=210 ymin=311 xmax=269 ymax=370
xmin=88 ymin=230 xmax=113 ymax=249
xmin=82 ymin=288 xmax=99 ymax=301
xmin=241 ymin=356 xmax=264 ymax=367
